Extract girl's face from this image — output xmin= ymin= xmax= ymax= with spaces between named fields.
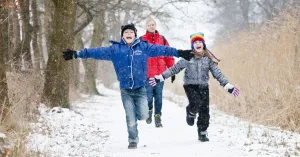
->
xmin=122 ymin=29 xmax=135 ymax=44
xmin=193 ymin=40 xmax=204 ymax=53
xmin=146 ymin=20 xmax=156 ymax=33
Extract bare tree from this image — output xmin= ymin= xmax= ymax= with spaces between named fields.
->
xmin=7 ymin=0 xmax=22 ymax=71
xmin=42 ymin=0 xmax=76 ymax=108
xmin=82 ymin=11 xmax=107 ymax=94
xmin=0 ymin=1 xmax=11 ymax=120
xmin=43 ymin=0 xmax=54 ymax=63
xmin=19 ymin=0 xmax=33 ymax=69
xmin=31 ymin=0 xmax=41 ymax=70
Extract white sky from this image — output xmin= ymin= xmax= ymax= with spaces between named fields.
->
xmin=136 ymin=1 xmax=220 ymax=49
xmin=26 ymin=83 xmax=300 ymax=157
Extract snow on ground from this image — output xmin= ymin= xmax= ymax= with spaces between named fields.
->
xmin=26 ymin=84 xmax=300 ymax=157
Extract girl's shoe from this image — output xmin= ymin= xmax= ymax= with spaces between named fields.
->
xmin=198 ymin=131 xmax=209 ymax=142
xmin=186 ymin=107 xmax=196 ymax=126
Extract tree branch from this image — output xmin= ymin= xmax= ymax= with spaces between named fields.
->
xmin=74 ymin=0 xmax=94 ymax=35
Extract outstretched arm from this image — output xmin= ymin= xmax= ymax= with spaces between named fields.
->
xmin=147 ymin=43 xmax=178 ymax=58
xmin=77 ymin=46 xmax=113 ymax=60
xmin=149 ymin=59 xmax=187 ymax=87
xmin=209 ymin=61 xmax=228 ymax=86
xmin=162 ymin=59 xmax=187 ymax=79
xmin=209 ymin=61 xmax=239 ymax=96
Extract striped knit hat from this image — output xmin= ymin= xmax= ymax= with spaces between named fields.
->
xmin=190 ymin=32 xmax=205 ymax=44
xmin=190 ymin=32 xmax=221 ymax=62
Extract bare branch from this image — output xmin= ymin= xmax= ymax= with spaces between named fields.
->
xmin=74 ymin=0 xmax=94 ymax=35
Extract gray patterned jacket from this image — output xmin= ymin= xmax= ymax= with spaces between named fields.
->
xmin=162 ymin=56 xmax=228 ymax=86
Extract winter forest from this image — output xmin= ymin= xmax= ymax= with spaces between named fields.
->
xmin=0 ymin=0 xmax=300 ymax=156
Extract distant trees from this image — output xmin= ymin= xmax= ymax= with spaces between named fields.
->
xmin=205 ymin=0 xmax=300 ymax=38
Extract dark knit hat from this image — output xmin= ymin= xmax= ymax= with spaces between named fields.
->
xmin=121 ymin=23 xmax=137 ymax=37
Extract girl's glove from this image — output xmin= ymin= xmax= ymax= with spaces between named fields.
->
xmin=149 ymin=75 xmax=165 ymax=87
xmin=224 ymin=83 xmax=239 ymax=97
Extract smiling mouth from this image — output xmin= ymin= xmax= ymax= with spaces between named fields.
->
xmin=196 ymin=46 xmax=202 ymax=49
xmin=126 ymin=37 xmax=132 ymax=39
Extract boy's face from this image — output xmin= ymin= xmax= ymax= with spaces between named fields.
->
xmin=122 ymin=29 xmax=136 ymax=44
xmin=193 ymin=41 xmax=204 ymax=53
xmin=146 ymin=21 xmax=156 ymax=33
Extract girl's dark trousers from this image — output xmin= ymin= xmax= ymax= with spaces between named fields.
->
xmin=183 ymin=84 xmax=210 ymax=132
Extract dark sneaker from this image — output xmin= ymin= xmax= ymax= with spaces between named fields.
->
xmin=154 ymin=114 xmax=163 ymax=127
xmin=146 ymin=110 xmax=153 ymax=124
xmin=128 ymin=142 xmax=137 ymax=149
xmin=186 ymin=107 xmax=196 ymax=126
xmin=198 ymin=131 xmax=209 ymax=142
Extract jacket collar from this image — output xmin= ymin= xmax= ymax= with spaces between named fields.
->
xmin=145 ymin=30 xmax=160 ymax=36
xmin=110 ymin=37 xmax=140 ymax=47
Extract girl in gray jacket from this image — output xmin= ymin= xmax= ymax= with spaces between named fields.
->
xmin=149 ymin=32 xmax=239 ymax=142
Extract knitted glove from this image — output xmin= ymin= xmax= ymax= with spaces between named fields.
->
xmin=224 ymin=83 xmax=239 ymax=97
xmin=62 ymin=49 xmax=77 ymax=60
xmin=149 ymin=75 xmax=165 ymax=87
xmin=178 ymin=49 xmax=194 ymax=61
xmin=171 ymin=75 xmax=175 ymax=83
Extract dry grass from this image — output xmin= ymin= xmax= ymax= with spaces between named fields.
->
xmin=165 ymin=8 xmax=300 ymax=132
xmin=209 ymin=8 xmax=300 ymax=132
xmin=0 ymin=71 xmax=45 ymax=156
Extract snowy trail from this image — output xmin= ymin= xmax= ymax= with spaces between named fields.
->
xmin=27 ymin=85 xmax=300 ymax=157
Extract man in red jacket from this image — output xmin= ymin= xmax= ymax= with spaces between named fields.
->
xmin=141 ymin=17 xmax=175 ymax=127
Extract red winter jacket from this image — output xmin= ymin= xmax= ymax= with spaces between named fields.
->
xmin=141 ymin=31 xmax=175 ymax=78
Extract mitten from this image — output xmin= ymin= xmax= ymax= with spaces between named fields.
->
xmin=224 ymin=83 xmax=239 ymax=97
xmin=149 ymin=75 xmax=165 ymax=87
xmin=171 ymin=75 xmax=175 ymax=83
xmin=62 ymin=49 xmax=77 ymax=60
xmin=178 ymin=49 xmax=194 ymax=61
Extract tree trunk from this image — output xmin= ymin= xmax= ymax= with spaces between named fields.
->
xmin=0 ymin=1 xmax=11 ymax=120
xmin=81 ymin=15 xmax=106 ymax=95
xmin=41 ymin=0 xmax=76 ymax=108
xmin=0 ymin=0 xmax=9 ymax=68
xmin=94 ymin=12 xmax=117 ymax=88
xmin=31 ymin=0 xmax=40 ymax=70
xmin=72 ymin=33 xmax=83 ymax=92
xmin=239 ymin=0 xmax=250 ymax=28
xmin=9 ymin=3 xmax=22 ymax=71
xmin=19 ymin=0 xmax=33 ymax=69
xmin=43 ymin=0 xmax=54 ymax=63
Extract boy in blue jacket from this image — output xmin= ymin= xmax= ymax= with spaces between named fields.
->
xmin=62 ymin=23 xmax=191 ymax=149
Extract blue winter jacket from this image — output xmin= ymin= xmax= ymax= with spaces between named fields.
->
xmin=77 ymin=38 xmax=179 ymax=89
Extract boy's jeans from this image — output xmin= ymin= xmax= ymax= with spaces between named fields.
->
xmin=121 ymin=87 xmax=148 ymax=143
xmin=145 ymin=79 xmax=164 ymax=115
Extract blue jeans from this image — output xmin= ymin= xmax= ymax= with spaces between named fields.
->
xmin=145 ymin=79 xmax=164 ymax=115
xmin=121 ymin=87 xmax=148 ymax=143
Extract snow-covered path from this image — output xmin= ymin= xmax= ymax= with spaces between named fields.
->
xmin=27 ymin=85 xmax=300 ymax=157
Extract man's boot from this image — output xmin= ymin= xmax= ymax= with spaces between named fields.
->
xmin=154 ymin=114 xmax=163 ymax=127
xmin=198 ymin=131 xmax=209 ymax=142
xmin=146 ymin=109 xmax=153 ymax=124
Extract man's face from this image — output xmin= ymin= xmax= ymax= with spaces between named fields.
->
xmin=146 ymin=21 xmax=156 ymax=33
xmin=122 ymin=29 xmax=135 ymax=44
xmin=193 ymin=41 xmax=204 ymax=53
